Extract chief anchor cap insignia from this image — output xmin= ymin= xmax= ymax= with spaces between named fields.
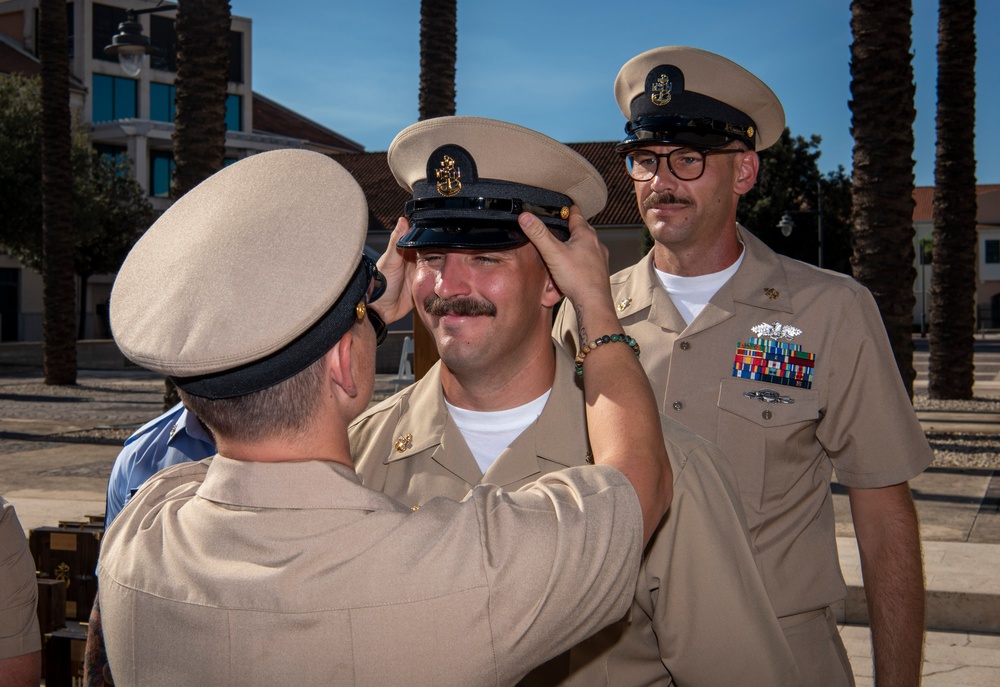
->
xmin=751 ymin=321 xmax=802 ymax=341
xmin=435 ymin=155 xmax=461 ymax=197
xmin=651 ymin=73 xmax=673 ymax=106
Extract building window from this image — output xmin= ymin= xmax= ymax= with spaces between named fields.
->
xmin=149 ymin=14 xmax=178 ymax=72
xmin=150 ymin=150 xmax=175 ymax=198
xmin=229 ymin=31 xmax=244 ymax=83
xmin=225 ymin=94 xmax=241 ymax=131
xmin=150 ymin=82 xmax=176 ymax=122
xmin=93 ymin=74 xmax=137 ymax=122
xmin=94 ymin=143 xmax=129 ymax=172
xmin=91 ymin=3 xmax=128 ymax=63
xmin=986 ymin=240 xmax=1000 ymax=264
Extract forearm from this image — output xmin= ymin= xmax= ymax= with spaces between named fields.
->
xmin=849 ymin=483 xmax=925 ymax=686
xmin=83 ymin=593 xmax=111 ymax=687
xmin=575 ymin=298 xmax=672 ymax=544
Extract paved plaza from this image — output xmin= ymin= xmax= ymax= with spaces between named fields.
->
xmin=1 ymin=337 xmax=998 ymax=685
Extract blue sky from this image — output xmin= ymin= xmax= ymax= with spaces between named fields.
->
xmin=230 ymin=0 xmax=998 ymax=186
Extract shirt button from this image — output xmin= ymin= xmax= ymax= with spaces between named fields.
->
xmin=679 ymin=341 xmax=690 ymax=350
xmin=673 ymin=401 xmax=683 ymax=411
xmin=762 ymin=410 xmax=773 ymax=420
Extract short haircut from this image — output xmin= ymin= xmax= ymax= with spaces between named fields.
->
xmin=178 ymin=351 xmax=329 ymax=444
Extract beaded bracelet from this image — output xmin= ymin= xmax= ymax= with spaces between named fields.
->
xmin=574 ymin=334 xmax=640 ymax=378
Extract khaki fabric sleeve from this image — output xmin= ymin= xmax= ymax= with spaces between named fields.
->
xmin=467 ymin=465 xmax=643 ymax=686
xmin=817 ymin=289 xmax=933 ymax=487
xmin=0 ymin=500 xmax=41 ymax=659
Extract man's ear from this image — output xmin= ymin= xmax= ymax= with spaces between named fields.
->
xmin=541 ymin=270 xmax=563 ymax=308
xmin=733 ymin=150 xmax=759 ymax=196
xmin=326 ymin=331 xmax=358 ymax=399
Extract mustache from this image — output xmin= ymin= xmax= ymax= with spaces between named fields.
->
xmin=642 ymin=192 xmax=694 ymax=210
xmin=423 ymin=296 xmax=497 ymax=317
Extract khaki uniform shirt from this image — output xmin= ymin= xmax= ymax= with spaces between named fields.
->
xmin=352 ymin=346 xmax=802 ymax=686
xmin=0 ymin=497 xmax=40 ymax=660
xmin=555 ymin=227 xmax=933 ymax=618
xmin=98 ymin=456 xmax=642 ymax=686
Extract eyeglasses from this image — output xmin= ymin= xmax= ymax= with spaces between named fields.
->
xmin=622 ymin=148 xmax=744 ymax=182
xmin=358 ymin=255 xmax=387 ymax=346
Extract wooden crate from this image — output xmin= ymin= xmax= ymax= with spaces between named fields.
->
xmin=43 ymin=621 xmax=88 ymax=687
xmin=30 ymin=526 xmax=102 ymax=621
xmin=36 ymin=577 xmax=67 ymax=634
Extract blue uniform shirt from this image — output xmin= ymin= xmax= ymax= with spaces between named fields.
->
xmin=105 ymin=403 xmax=216 ymax=527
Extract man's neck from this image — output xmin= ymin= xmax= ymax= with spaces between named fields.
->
xmin=440 ymin=343 xmax=557 ymax=412
xmin=215 ymin=411 xmax=354 ymax=468
xmin=652 ymin=223 xmax=743 ymax=277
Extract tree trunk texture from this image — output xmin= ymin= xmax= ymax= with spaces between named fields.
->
xmin=413 ymin=0 xmax=458 ymax=379
xmin=849 ymin=0 xmax=918 ymax=399
xmin=928 ymin=0 xmax=977 ymax=400
xmin=165 ymin=0 xmax=231 ymax=407
xmin=172 ymin=0 xmax=231 ymax=198
xmin=39 ymin=0 xmax=76 ymax=385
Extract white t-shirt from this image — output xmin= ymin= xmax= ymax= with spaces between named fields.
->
xmin=446 ymin=390 xmax=551 ymax=474
xmin=655 ymin=248 xmax=745 ymax=325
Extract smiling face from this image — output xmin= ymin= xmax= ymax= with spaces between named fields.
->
xmin=411 ymin=243 xmax=561 ymax=382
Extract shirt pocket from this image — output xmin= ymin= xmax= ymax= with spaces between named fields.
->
xmin=716 ymin=377 xmax=820 ymax=510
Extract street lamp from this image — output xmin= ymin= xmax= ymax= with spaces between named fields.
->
xmin=776 ymin=179 xmax=825 ymax=268
xmin=103 ymin=3 xmax=178 ymax=77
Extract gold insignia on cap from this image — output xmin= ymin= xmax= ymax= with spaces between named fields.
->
xmin=560 ymin=206 xmax=570 ymax=220
xmin=355 ymin=301 xmax=367 ymax=320
xmin=651 ymin=74 xmax=673 ymax=106
xmin=746 ymin=125 xmax=755 ymax=139
xmin=763 ymin=288 xmax=779 ymax=300
xmin=435 ymin=155 xmax=462 ymax=197
xmin=394 ymin=433 xmax=413 ymax=453
xmin=617 ymin=297 xmax=632 ymax=312
xmin=411 ymin=505 xmax=420 ymax=511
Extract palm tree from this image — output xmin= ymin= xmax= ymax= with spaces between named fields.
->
xmin=38 ymin=0 xmax=76 ymax=385
xmin=172 ymin=0 xmax=231 ymax=197
xmin=928 ymin=0 xmax=977 ymax=400
xmin=849 ymin=0 xmax=918 ymax=399
xmin=162 ymin=0 xmax=232 ymax=407
xmin=412 ymin=0 xmax=457 ymax=379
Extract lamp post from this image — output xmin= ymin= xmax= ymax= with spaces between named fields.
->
xmin=103 ymin=3 xmax=179 ymax=77
xmin=776 ymin=179 xmax=825 ymax=269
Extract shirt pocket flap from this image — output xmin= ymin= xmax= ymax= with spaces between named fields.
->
xmin=718 ymin=377 xmax=819 ymax=428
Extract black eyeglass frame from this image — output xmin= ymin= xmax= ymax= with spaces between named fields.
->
xmin=621 ymin=147 xmax=745 ymax=182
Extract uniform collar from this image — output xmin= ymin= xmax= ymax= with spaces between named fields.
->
xmin=612 ymin=223 xmax=793 ymax=330
xmin=197 ymin=454 xmax=405 ymax=513
xmin=381 ymin=344 xmax=584 ymax=485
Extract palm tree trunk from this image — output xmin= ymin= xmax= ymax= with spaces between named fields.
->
xmin=39 ymin=0 xmax=76 ymax=385
xmin=78 ymin=274 xmax=90 ymax=340
xmin=413 ymin=0 xmax=457 ymax=379
xmin=849 ymin=0 xmax=918 ymax=399
xmin=163 ymin=0 xmax=231 ymax=408
xmin=172 ymin=0 xmax=231 ymax=198
xmin=928 ymin=0 xmax=977 ymax=399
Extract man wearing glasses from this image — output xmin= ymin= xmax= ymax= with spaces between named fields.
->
xmin=555 ymin=46 xmax=932 ymax=687
xmin=351 ymin=116 xmax=800 ymax=686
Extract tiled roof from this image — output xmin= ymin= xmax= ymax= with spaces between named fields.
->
xmin=252 ymin=92 xmax=364 ymax=154
xmin=335 ymin=152 xmax=410 ymax=232
xmin=567 ymin=141 xmax=643 ymax=227
xmin=913 ymin=184 xmax=1000 ymax=222
xmin=0 ymin=32 xmax=85 ymax=91
xmin=340 ymin=141 xmax=643 ymax=233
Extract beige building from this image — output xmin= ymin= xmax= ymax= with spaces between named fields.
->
xmin=911 ymin=185 xmax=1000 ymax=332
xmin=0 ymin=0 xmax=362 ymax=342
